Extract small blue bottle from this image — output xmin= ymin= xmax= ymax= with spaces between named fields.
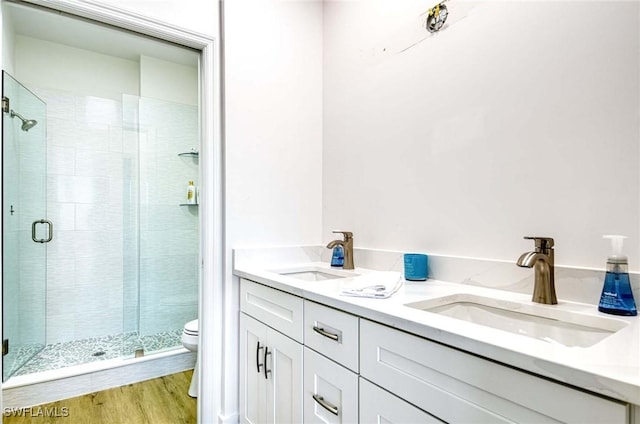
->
xmin=330 ymin=245 xmax=344 ymax=267
xmin=598 ymin=235 xmax=637 ymax=316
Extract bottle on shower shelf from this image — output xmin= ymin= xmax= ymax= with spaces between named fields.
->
xmin=186 ymin=181 xmax=197 ymax=204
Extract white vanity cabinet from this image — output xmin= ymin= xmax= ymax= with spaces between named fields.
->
xmin=239 ymin=279 xmax=303 ymax=424
xmin=360 ymin=319 xmax=629 ymax=424
xmin=303 ymin=300 xmax=359 ymax=423
xmin=238 ymin=276 xmax=632 ymax=424
xmin=359 ymin=377 xmax=443 ymax=424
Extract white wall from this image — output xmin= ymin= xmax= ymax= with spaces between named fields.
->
xmin=2 ymin=3 xmax=15 ymax=74
xmin=140 ymin=55 xmax=198 ymax=105
xmin=15 ymin=35 xmax=139 ymax=101
xmin=225 ymin=0 xmax=323 ymax=248
xmin=224 ymin=0 xmax=324 ymax=418
xmin=323 ymin=0 xmax=640 ymax=270
xmin=93 ymin=0 xmax=217 ymax=38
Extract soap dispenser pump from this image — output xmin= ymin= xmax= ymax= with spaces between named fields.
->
xmin=598 ymin=235 xmax=637 ymax=316
xmin=330 ymin=245 xmax=344 ymax=267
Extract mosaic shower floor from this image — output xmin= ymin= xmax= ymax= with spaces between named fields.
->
xmin=12 ymin=329 xmax=183 ymax=377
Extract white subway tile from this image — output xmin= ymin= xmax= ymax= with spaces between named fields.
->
xmin=47 ymin=146 xmax=75 ymax=175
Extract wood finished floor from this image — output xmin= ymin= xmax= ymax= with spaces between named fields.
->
xmin=3 ymin=370 xmax=196 ymax=424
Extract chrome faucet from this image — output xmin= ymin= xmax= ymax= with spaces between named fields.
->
xmin=326 ymin=231 xmax=354 ymax=270
xmin=517 ymin=236 xmax=557 ymax=305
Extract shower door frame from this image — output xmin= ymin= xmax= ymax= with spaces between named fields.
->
xmin=1 ymin=1 xmax=223 ymax=422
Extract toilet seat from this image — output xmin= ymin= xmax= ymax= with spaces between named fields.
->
xmin=183 ymin=319 xmax=198 ymax=335
xmin=182 ymin=319 xmax=199 ymax=350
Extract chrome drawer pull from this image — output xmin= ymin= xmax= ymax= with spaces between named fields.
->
xmin=313 ymin=326 xmax=339 ymax=341
xmin=256 ymin=342 xmax=263 ymax=373
xmin=263 ymin=346 xmax=271 ymax=379
xmin=312 ymin=394 xmax=339 ymax=416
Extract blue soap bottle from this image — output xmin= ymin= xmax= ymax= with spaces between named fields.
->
xmin=598 ymin=235 xmax=637 ymax=316
xmin=330 ymin=245 xmax=344 ymax=267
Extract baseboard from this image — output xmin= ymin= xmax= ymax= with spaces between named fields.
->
xmin=3 ymin=350 xmax=196 ymax=409
xmin=218 ymin=412 xmax=239 ymax=424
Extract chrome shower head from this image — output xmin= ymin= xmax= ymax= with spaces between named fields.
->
xmin=9 ymin=110 xmax=38 ymax=132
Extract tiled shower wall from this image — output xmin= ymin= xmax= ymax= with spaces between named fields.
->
xmin=137 ymin=97 xmax=199 ymax=336
xmin=34 ymin=87 xmax=198 ymax=345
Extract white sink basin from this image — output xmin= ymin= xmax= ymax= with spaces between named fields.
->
xmin=405 ymin=294 xmax=629 ymax=348
xmin=271 ymin=265 xmax=359 ymax=282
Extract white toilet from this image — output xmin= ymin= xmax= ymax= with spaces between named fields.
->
xmin=182 ymin=319 xmax=199 ymax=397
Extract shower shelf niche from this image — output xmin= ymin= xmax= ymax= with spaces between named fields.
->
xmin=178 ymin=150 xmax=198 ymax=207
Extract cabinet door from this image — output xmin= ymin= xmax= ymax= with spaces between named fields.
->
xmin=266 ymin=327 xmax=303 ymax=424
xmin=359 ymin=378 xmax=443 ymax=424
xmin=240 ymin=313 xmax=268 ymax=424
xmin=304 ymin=347 xmax=358 ymax=424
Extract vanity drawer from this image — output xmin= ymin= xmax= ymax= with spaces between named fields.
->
xmin=240 ymin=278 xmax=303 ymax=342
xmin=359 ymin=378 xmax=442 ymax=424
xmin=360 ymin=319 xmax=629 ymax=424
xmin=304 ymin=300 xmax=359 ymax=372
xmin=303 ymin=347 xmax=358 ymax=424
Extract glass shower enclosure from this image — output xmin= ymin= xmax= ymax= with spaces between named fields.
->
xmin=1 ymin=71 xmax=199 ymax=381
xmin=2 ymin=71 xmax=48 ymax=381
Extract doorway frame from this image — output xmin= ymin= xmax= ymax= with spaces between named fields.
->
xmin=0 ymin=1 xmax=223 ymax=422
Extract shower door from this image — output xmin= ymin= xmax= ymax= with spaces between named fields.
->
xmin=2 ymin=71 xmax=48 ymax=381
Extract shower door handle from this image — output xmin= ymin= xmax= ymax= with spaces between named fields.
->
xmin=32 ymin=219 xmax=53 ymax=243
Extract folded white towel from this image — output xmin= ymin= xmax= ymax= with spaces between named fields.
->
xmin=340 ymin=271 xmax=403 ymax=299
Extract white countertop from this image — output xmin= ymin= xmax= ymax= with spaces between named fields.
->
xmin=234 ymin=257 xmax=640 ymax=405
